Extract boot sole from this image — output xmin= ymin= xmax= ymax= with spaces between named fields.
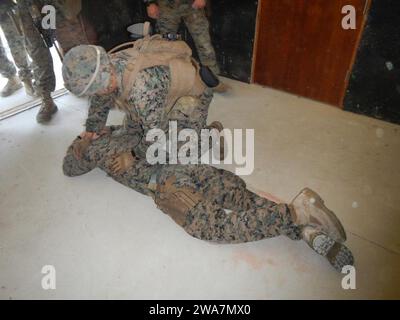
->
xmin=311 ymin=233 xmax=354 ymax=272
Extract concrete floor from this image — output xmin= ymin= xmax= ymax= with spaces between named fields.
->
xmin=0 ymin=78 xmax=399 ymax=299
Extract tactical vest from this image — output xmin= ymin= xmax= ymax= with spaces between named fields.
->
xmin=109 ymin=35 xmax=206 ymax=129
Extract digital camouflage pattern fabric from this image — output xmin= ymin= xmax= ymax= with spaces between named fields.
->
xmin=0 ymin=1 xmax=32 ymax=82
xmin=62 ymin=45 xmax=214 ymax=158
xmin=63 ymin=127 xmax=303 ymax=243
xmin=62 ymin=45 xmax=112 ymax=96
xmin=16 ymin=0 xmax=56 ymax=95
xmin=154 ymin=0 xmax=220 ymax=75
xmin=63 ymin=127 xmax=355 ymax=271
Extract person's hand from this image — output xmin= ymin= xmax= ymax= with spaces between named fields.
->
xmin=110 ymin=151 xmax=138 ymax=175
xmin=192 ymin=0 xmax=206 ymax=9
xmin=147 ymin=3 xmax=160 ymax=19
xmin=72 ymin=138 xmax=92 ymax=160
xmin=80 ymin=131 xmax=100 ymax=141
xmin=72 ymin=131 xmax=100 ymax=160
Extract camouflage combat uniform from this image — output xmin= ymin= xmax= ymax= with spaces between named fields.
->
xmin=0 ymin=0 xmax=32 ymax=82
xmin=46 ymin=0 xmax=91 ymax=54
xmin=85 ymin=50 xmax=214 ymax=158
xmin=63 ymin=128 xmax=302 ymax=243
xmin=144 ymin=0 xmax=220 ymax=75
xmin=16 ymin=0 xmax=56 ymax=95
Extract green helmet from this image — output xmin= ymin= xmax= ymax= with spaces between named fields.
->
xmin=62 ymin=45 xmax=112 ymax=97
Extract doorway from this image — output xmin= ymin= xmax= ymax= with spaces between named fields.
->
xmin=253 ymin=0 xmax=369 ymax=107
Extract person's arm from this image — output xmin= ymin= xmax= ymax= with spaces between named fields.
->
xmin=69 ymin=95 xmax=112 ymax=160
xmin=62 ymin=137 xmax=97 ymax=177
xmin=63 ymin=126 xmax=123 ymax=177
xmin=85 ymin=94 xmax=112 ymax=134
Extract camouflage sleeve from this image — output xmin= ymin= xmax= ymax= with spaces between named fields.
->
xmin=131 ymin=66 xmax=170 ymax=158
xmin=63 ymin=126 xmax=134 ymax=177
xmin=62 ymin=138 xmax=97 ymax=177
xmin=85 ymin=94 xmax=113 ymax=133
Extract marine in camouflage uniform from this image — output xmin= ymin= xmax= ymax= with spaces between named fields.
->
xmin=62 ymin=127 xmax=354 ymax=272
xmin=63 ymin=128 xmax=301 ymax=242
xmin=144 ymin=0 xmax=220 ymax=75
xmin=0 ymin=0 xmax=34 ymax=97
xmin=16 ymin=0 xmax=58 ymax=123
xmin=62 ymin=44 xmax=216 ymax=159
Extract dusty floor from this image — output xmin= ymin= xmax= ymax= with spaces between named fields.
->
xmin=0 ymin=78 xmax=399 ymax=299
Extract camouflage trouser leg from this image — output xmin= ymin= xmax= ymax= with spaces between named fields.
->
xmin=174 ymin=87 xmax=213 ymax=133
xmin=17 ymin=3 xmax=55 ymax=95
xmin=182 ymin=8 xmax=220 ymax=75
xmin=170 ymin=88 xmax=214 ymax=158
xmin=0 ymin=9 xmax=31 ymax=81
xmin=56 ymin=14 xmax=89 ymax=55
xmin=157 ymin=3 xmax=220 ymax=75
xmin=156 ymin=165 xmax=303 ymax=243
xmin=0 ymin=36 xmax=16 ymax=79
xmin=157 ymin=2 xmax=181 ymax=35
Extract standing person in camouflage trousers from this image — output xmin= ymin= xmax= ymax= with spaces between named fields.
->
xmin=144 ymin=0 xmax=228 ymax=93
xmin=46 ymin=0 xmax=95 ymax=54
xmin=16 ymin=0 xmax=58 ymax=123
xmin=63 ymin=126 xmax=354 ymax=272
xmin=62 ymin=41 xmax=221 ymax=160
xmin=0 ymin=0 xmax=34 ymax=97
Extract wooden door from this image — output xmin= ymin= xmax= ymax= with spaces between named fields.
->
xmin=253 ymin=0 xmax=370 ymax=107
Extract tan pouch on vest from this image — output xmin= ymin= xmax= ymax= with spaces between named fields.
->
xmin=168 ymin=96 xmax=200 ymax=120
xmin=162 ymin=58 xmax=205 ymax=124
xmin=155 ymin=176 xmax=203 ymax=226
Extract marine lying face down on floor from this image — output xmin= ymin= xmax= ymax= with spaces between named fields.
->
xmin=61 ymin=34 xmax=223 ymax=161
xmin=63 ymin=126 xmax=354 ymax=272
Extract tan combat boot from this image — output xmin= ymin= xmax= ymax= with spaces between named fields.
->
xmin=36 ymin=93 xmax=58 ymax=124
xmin=22 ymin=79 xmax=36 ymax=97
xmin=1 ymin=75 xmax=23 ymax=97
xmin=302 ymin=226 xmax=354 ymax=272
xmin=290 ymin=188 xmax=347 ymax=243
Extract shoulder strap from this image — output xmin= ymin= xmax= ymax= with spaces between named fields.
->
xmin=108 ymin=41 xmax=136 ymax=54
xmin=115 ymin=36 xmax=206 ymax=129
